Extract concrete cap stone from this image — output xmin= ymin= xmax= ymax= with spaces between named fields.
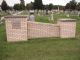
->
xmin=58 ymin=18 xmax=76 ymax=22
xmin=5 ymin=15 xmax=28 ymax=18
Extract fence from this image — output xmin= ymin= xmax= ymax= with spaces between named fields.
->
xmin=5 ymin=15 xmax=76 ymax=42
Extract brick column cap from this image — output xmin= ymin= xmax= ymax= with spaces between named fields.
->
xmin=58 ymin=18 xmax=76 ymax=22
xmin=5 ymin=15 xmax=28 ymax=18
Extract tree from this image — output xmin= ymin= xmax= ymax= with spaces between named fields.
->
xmin=77 ymin=2 xmax=80 ymax=11
xmin=20 ymin=0 xmax=25 ymax=4
xmin=34 ymin=0 xmax=43 ymax=10
xmin=1 ymin=0 xmax=9 ymax=11
xmin=48 ymin=4 xmax=53 ymax=10
xmin=26 ymin=2 xmax=34 ymax=10
xmin=8 ymin=6 xmax=13 ymax=10
xmin=13 ymin=4 xmax=21 ymax=10
xmin=65 ymin=0 xmax=77 ymax=11
xmin=44 ymin=5 xmax=48 ymax=10
xmin=20 ymin=0 xmax=25 ymax=10
xmin=65 ymin=3 xmax=71 ymax=10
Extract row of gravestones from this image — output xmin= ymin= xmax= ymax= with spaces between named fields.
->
xmin=65 ymin=11 xmax=80 ymax=17
xmin=28 ymin=10 xmax=80 ymax=23
xmin=28 ymin=10 xmax=59 ymax=15
xmin=27 ymin=10 xmax=57 ymax=22
xmin=0 ymin=11 xmax=21 ymax=25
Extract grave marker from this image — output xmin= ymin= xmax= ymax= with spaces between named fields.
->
xmin=29 ymin=10 xmax=35 ymax=21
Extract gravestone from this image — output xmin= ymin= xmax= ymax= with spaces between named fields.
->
xmin=49 ymin=11 xmax=54 ymax=22
xmin=66 ymin=14 xmax=70 ymax=17
xmin=78 ymin=11 xmax=80 ymax=17
xmin=0 ymin=7 xmax=2 ymax=11
xmin=38 ymin=12 xmax=40 ymax=16
xmin=51 ymin=11 xmax=54 ymax=21
xmin=29 ymin=10 xmax=35 ymax=21
xmin=1 ymin=17 xmax=4 ymax=21
xmin=46 ymin=10 xmax=48 ymax=15
xmin=0 ymin=21 xmax=3 ymax=24
xmin=43 ymin=10 xmax=46 ymax=16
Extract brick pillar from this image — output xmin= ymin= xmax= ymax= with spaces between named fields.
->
xmin=5 ymin=15 xmax=28 ymax=42
xmin=58 ymin=18 xmax=76 ymax=38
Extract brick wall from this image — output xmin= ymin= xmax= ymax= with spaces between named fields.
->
xmin=5 ymin=16 xmax=76 ymax=42
xmin=27 ymin=21 xmax=60 ymax=39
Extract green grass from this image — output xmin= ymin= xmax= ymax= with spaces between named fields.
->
xmin=2 ymin=38 xmax=80 ymax=60
xmin=0 ymin=12 xmax=80 ymax=60
xmin=35 ymin=15 xmax=50 ymax=23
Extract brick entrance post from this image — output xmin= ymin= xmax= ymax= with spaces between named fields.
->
xmin=5 ymin=15 xmax=28 ymax=42
xmin=58 ymin=18 xmax=76 ymax=38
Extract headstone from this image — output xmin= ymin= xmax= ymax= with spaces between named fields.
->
xmin=41 ymin=10 xmax=44 ymax=16
xmin=43 ymin=10 xmax=46 ymax=16
xmin=49 ymin=11 xmax=54 ymax=21
xmin=0 ymin=7 xmax=2 ymax=11
xmin=0 ymin=21 xmax=3 ymax=24
xmin=29 ymin=10 xmax=35 ymax=21
xmin=46 ymin=10 xmax=48 ymax=15
xmin=66 ymin=14 xmax=70 ymax=17
xmin=38 ymin=13 xmax=40 ymax=16
xmin=51 ymin=11 xmax=54 ymax=20
xmin=78 ymin=11 xmax=80 ymax=17
xmin=1 ymin=17 xmax=4 ymax=21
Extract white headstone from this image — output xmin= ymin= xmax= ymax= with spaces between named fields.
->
xmin=29 ymin=15 xmax=35 ymax=21
xmin=49 ymin=11 xmax=54 ymax=21
xmin=66 ymin=14 xmax=70 ymax=17
xmin=78 ymin=11 xmax=80 ymax=16
xmin=29 ymin=10 xmax=35 ymax=21
xmin=0 ymin=7 xmax=2 ymax=11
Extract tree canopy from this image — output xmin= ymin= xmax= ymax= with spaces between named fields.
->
xmin=13 ymin=0 xmax=25 ymax=10
xmin=34 ymin=0 xmax=43 ymax=10
xmin=20 ymin=0 xmax=25 ymax=10
xmin=1 ymin=0 xmax=9 ymax=11
xmin=65 ymin=0 xmax=77 ymax=11
xmin=13 ymin=4 xmax=21 ymax=10
xmin=77 ymin=2 xmax=80 ymax=11
xmin=26 ymin=2 xmax=34 ymax=10
xmin=12 ymin=0 xmax=80 ymax=11
xmin=48 ymin=4 xmax=53 ymax=10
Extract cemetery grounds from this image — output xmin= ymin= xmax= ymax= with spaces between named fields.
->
xmin=0 ymin=11 xmax=80 ymax=60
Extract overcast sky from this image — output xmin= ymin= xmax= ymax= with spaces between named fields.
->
xmin=0 ymin=0 xmax=80 ymax=6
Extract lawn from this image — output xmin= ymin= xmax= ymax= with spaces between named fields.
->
xmin=0 ymin=11 xmax=80 ymax=60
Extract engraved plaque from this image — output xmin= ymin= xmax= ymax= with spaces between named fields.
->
xmin=12 ymin=19 xmax=21 ymax=29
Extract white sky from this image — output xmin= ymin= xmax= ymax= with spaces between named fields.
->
xmin=0 ymin=0 xmax=80 ymax=6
